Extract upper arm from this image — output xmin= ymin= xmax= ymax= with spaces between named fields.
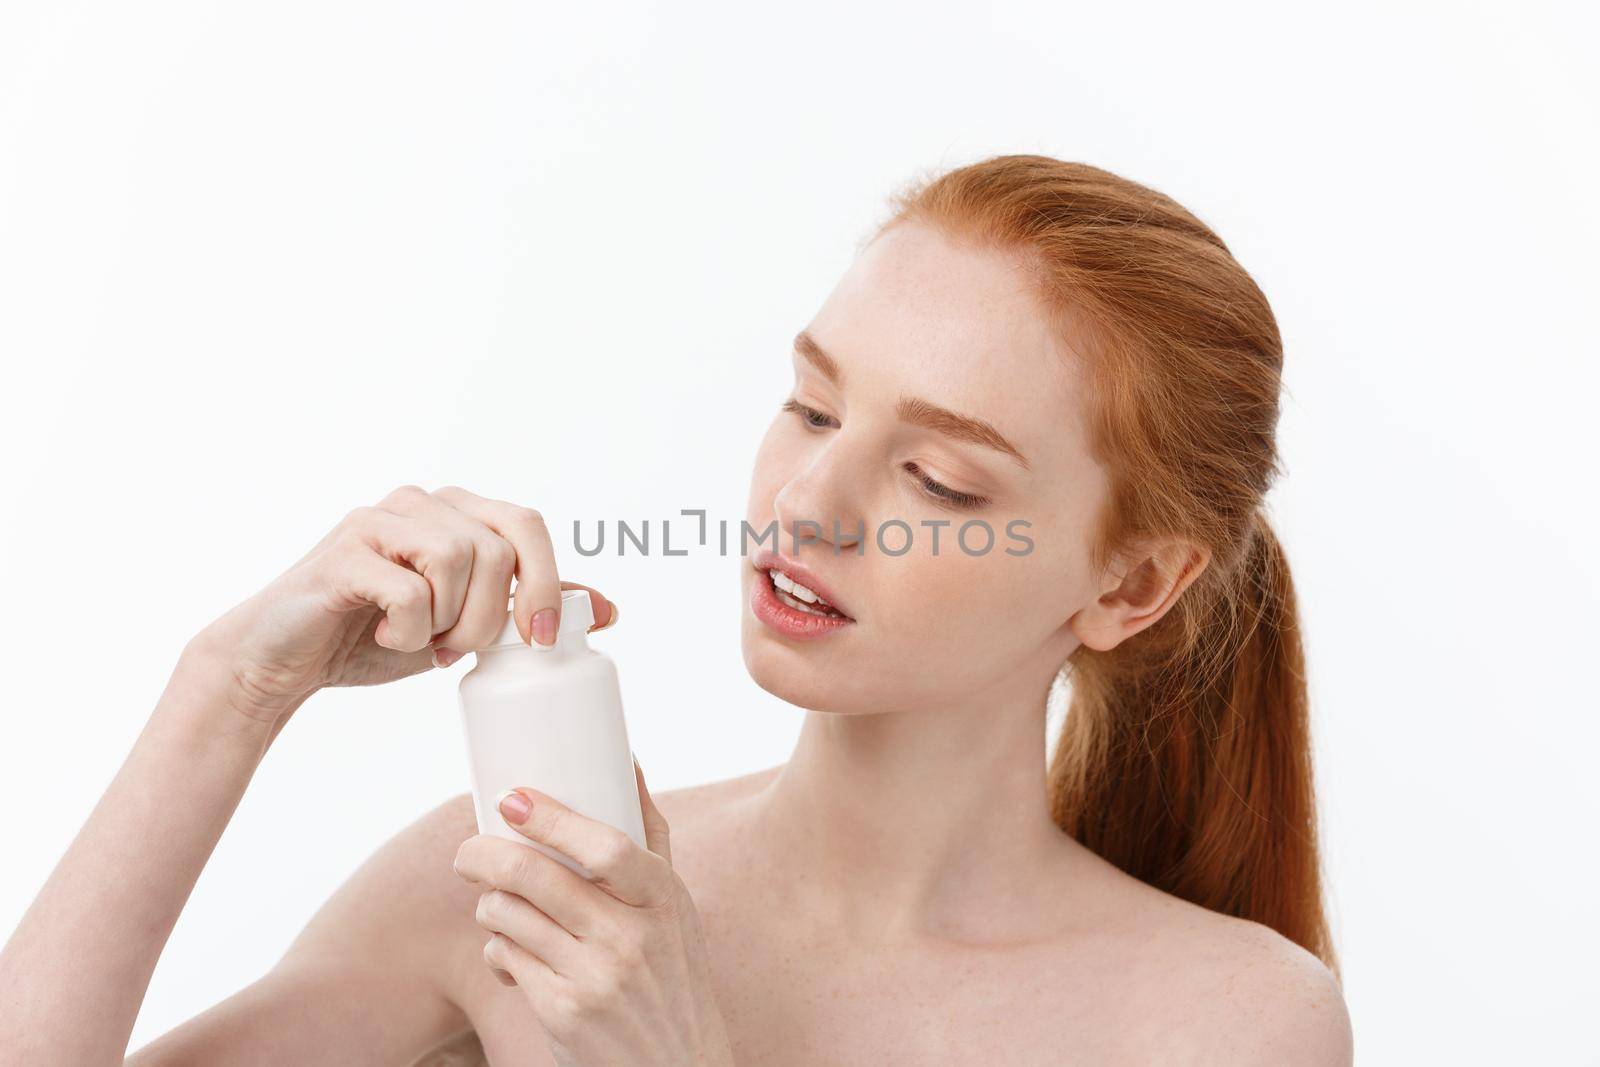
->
xmin=127 ymin=795 xmax=487 ymax=1067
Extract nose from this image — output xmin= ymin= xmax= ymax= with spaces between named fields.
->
xmin=772 ymin=437 xmax=867 ymax=556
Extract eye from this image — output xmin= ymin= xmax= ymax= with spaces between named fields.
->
xmin=904 ymin=461 xmax=989 ymax=510
xmin=782 ymin=398 xmax=838 ymax=431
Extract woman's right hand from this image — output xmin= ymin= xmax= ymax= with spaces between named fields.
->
xmin=186 ymin=484 xmax=615 ymax=727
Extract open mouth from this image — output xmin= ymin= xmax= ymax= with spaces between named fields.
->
xmin=747 ymin=548 xmax=858 ymax=639
xmin=764 ymin=566 xmax=852 ymax=620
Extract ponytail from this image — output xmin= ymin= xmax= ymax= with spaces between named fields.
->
xmin=1047 ymin=511 xmax=1334 ymax=970
xmin=880 ymin=153 xmax=1334 ymax=970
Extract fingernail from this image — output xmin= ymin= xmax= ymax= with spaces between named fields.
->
xmin=497 ymin=789 xmax=533 ymax=824
xmin=532 ymin=608 xmax=558 ymax=646
xmin=592 ymin=600 xmax=620 ymax=632
xmin=432 ymin=647 xmax=463 ymax=668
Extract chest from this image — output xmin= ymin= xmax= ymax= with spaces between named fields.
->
xmin=702 ymin=919 xmax=1157 ymax=1067
xmin=459 ymin=862 xmax=1171 ymax=1066
xmin=463 ymin=923 xmax=1166 ymax=1067
xmin=464 ymin=944 xmax=1087 ymax=1067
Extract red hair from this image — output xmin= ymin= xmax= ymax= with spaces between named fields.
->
xmin=879 ymin=155 xmax=1335 ymax=971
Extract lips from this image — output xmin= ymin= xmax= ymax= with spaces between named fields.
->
xmin=749 ymin=547 xmax=855 ymax=621
xmin=748 ymin=574 xmax=855 ymax=640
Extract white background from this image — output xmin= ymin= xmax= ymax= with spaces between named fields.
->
xmin=2 ymin=2 xmax=1595 ymax=1062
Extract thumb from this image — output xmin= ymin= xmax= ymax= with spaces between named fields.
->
xmin=633 ymin=753 xmax=671 ymax=865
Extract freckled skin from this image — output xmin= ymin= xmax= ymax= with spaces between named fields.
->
xmin=414 ymin=776 xmax=1345 ymax=1067
xmin=96 ymin=222 xmax=1346 ymax=1067
xmin=433 ymin=223 xmax=1350 ymax=1065
xmin=741 ymin=221 xmax=1104 ymax=716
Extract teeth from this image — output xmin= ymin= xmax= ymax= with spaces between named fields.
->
xmin=769 ymin=569 xmax=830 ymax=607
xmin=777 ymin=589 xmax=835 ymax=615
xmin=767 ymin=567 xmax=845 ymax=617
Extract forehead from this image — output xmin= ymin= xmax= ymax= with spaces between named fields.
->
xmin=803 ymin=221 xmax=1088 ymax=464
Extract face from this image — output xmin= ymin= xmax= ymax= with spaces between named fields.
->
xmin=740 ymin=220 xmax=1117 ymax=715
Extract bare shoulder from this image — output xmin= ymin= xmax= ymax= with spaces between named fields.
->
xmin=279 ymin=792 xmax=485 ymax=992
xmin=1190 ymin=914 xmax=1350 ymax=1065
xmin=1113 ymin=878 xmax=1352 ymax=1066
xmin=644 ymin=763 xmax=782 ymax=888
xmin=650 ymin=763 xmax=781 ymax=820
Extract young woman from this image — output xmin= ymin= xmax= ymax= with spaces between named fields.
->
xmin=0 ymin=155 xmax=1352 ymax=1065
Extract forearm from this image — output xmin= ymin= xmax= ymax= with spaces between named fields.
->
xmin=0 ymin=644 xmax=295 ymax=1065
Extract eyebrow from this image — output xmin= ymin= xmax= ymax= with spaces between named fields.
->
xmin=794 ymin=330 xmax=1031 ymax=471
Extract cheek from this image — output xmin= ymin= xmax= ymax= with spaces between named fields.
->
xmin=868 ymin=551 xmax=996 ymax=641
xmin=872 ymin=544 xmax=1071 ymax=658
xmin=847 ymin=559 xmax=1030 ymax=703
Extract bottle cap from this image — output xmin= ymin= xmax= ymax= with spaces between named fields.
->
xmin=484 ymin=588 xmax=596 ymax=650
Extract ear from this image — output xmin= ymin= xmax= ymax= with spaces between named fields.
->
xmin=1069 ymin=538 xmax=1211 ymax=652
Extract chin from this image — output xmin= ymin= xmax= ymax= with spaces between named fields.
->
xmin=741 ymin=621 xmax=894 ymax=716
xmin=737 ymin=566 xmax=886 ymax=714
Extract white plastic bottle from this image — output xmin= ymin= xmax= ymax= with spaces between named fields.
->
xmin=457 ymin=588 xmax=645 ymax=879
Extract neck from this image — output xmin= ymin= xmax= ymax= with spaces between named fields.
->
xmin=745 ymin=666 xmax=1084 ymax=945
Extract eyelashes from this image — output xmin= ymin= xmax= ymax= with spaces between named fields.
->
xmin=780 ymin=398 xmax=991 ymax=511
xmin=782 ymin=398 xmax=837 ymax=431
xmin=903 ymin=461 xmax=988 ymax=509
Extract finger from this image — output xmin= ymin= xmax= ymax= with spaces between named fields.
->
xmin=632 ymin=754 xmax=672 ymax=865
xmin=455 ymin=834 xmax=611 ymax=937
xmin=347 ymin=498 xmax=473 ymax=641
xmin=438 ymin=532 xmax=517 ymax=652
xmin=482 ymin=931 xmax=557 ymax=991
xmin=433 ymin=487 xmax=562 ymax=647
xmin=376 ymin=488 xmax=519 ymax=651
xmin=325 ymin=540 xmax=434 ymax=653
xmin=497 ymin=787 xmax=671 ymax=908
xmin=431 ymin=646 xmax=467 ymax=669
xmin=559 ymin=581 xmax=618 ymax=632
xmin=474 ymin=889 xmax=583 ymax=977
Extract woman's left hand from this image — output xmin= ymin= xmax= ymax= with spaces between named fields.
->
xmin=453 ymin=757 xmax=735 ymax=1067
